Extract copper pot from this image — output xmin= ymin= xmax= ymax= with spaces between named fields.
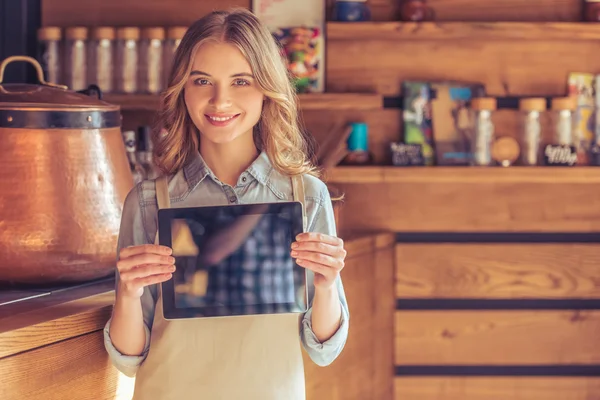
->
xmin=0 ymin=56 xmax=133 ymax=286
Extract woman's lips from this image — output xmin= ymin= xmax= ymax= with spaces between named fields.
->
xmin=205 ymin=113 xmax=240 ymax=127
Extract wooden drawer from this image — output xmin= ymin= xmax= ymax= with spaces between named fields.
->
xmin=395 ymin=243 xmax=600 ymax=299
xmin=394 ymin=377 xmax=600 ymax=400
xmin=395 ymin=310 xmax=600 ymax=365
xmin=0 ymin=330 xmax=133 ymax=400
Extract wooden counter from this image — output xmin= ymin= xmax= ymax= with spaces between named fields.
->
xmin=0 ymin=232 xmax=395 ymax=400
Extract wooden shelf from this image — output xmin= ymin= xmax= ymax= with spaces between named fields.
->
xmin=326 ymin=166 xmax=600 ymax=184
xmin=326 ymin=21 xmax=600 ymax=41
xmin=103 ymin=92 xmax=383 ymax=111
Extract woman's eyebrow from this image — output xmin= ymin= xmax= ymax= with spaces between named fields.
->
xmin=189 ymin=70 xmax=253 ymax=78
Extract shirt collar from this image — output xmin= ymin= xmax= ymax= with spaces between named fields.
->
xmin=183 ymin=150 xmax=272 ymax=189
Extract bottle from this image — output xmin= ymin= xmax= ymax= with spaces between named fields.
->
xmin=116 ymin=27 xmax=140 ymax=94
xmin=519 ymin=98 xmax=546 ymax=166
xmin=88 ymin=27 xmax=116 ymax=93
xmin=340 ymin=122 xmax=373 ymax=165
xmin=122 ymin=130 xmax=146 ymax=184
xmin=470 ymin=97 xmax=497 ymax=166
xmin=37 ymin=27 xmax=62 ymax=85
xmin=64 ymin=27 xmax=88 ymax=91
xmin=137 ymin=126 xmax=161 ymax=179
xmin=140 ymin=27 xmax=165 ymax=94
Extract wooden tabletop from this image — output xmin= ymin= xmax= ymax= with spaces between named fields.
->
xmin=0 ymin=231 xmax=394 ymax=360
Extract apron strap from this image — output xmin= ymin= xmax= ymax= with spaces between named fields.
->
xmin=155 ymin=175 xmax=171 ymax=210
xmin=291 ymin=174 xmax=307 ymax=232
xmin=154 ymin=175 xmax=170 ymax=246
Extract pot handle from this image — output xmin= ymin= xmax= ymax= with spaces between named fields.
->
xmin=0 ymin=55 xmax=68 ymax=89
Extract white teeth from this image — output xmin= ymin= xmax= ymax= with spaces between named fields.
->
xmin=208 ymin=115 xmax=235 ymax=122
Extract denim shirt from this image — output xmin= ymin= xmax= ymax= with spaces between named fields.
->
xmin=103 ymin=151 xmax=350 ymax=377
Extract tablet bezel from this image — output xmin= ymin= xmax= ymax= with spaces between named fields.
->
xmin=158 ymin=201 xmax=307 ymax=320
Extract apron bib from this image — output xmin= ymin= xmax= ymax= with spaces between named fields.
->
xmin=132 ymin=175 xmax=308 ymax=400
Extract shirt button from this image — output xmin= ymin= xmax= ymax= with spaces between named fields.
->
xmin=229 ymin=197 xmax=236 ymax=203
xmin=242 ymin=176 xmax=247 ymax=183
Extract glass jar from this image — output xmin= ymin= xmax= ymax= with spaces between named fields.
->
xmin=116 ymin=27 xmax=140 ymax=94
xmin=164 ymin=26 xmax=187 ymax=87
xmin=140 ymin=27 xmax=165 ymax=94
xmin=470 ymin=97 xmax=497 ymax=166
xmin=88 ymin=27 xmax=115 ymax=93
xmin=64 ymin=27 xmax=88 ymax=91
xmin=550 ymin=97 xmax=577 ymax=146
xmin=37 ymin=27 xmax=62 ymax=85
xmin=584 ymin=0 xmax=600 ymax=21
xmin=519 ymin=98 xmax=546 ymax=166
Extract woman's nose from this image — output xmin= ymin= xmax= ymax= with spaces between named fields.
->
xmin=209 ymin=86 xmax=232 ymax=109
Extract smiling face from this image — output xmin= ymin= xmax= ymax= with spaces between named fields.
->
xmin=183 ymin=41 xmax=265 ymax=147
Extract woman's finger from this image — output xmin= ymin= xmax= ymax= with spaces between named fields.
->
xmin=120 ymin=264 xmax=176 ymax=281
xmin=117 ymin=253 xmax=175 ymax=272
xmin=296 ymin=259 xmax=337 ymax=280
xmin=292 ymin=250 xmax=344 ymax=271
xmin=120 ymin=244 xmax=172 ymax=259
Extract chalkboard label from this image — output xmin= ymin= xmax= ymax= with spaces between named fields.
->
xmin=590 ymin=143 xmax=600 ymax=166
xmin=390 ymin=143 xmax=425 ymax=166
xmin=543 ymin=144 xmax=577 ymax=166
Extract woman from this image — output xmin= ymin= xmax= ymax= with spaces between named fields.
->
xmin=104 ymin=8 xmax=349 ymax=400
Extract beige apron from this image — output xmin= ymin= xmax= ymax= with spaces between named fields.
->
xmin=132 ymin=175 xmax=308 ymax=400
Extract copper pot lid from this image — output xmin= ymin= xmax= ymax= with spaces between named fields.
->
xmin=0 ymin=56 xmax=121 ymax=129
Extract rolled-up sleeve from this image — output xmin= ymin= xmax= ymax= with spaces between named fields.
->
xmin=300 ymin=183 xmax=350 ymax=366
xmin=103 ymin=318 xmax=151 ymax=377
xmin=103 ymin=183 xmax=158 ymax=377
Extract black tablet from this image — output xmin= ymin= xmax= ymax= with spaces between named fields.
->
xmin=158 ymin=202 xmax=307 ymax=320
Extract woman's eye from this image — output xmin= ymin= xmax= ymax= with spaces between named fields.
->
xmin=234 ymin=79 xmax=250 ymax=86
xmin=194 ymin=78 xmax=210 ymax=86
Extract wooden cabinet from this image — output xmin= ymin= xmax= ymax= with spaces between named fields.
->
xmin=0 ymin=233 xmax=394 ymax=400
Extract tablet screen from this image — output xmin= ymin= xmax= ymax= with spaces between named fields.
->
xmin=158 ymin=202 xmax=306 ymax=319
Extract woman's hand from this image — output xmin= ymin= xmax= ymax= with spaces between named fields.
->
xmin=291 ymin=233 xmax=346 ymax=289
xmin=116 ymin=244 xmax=176 ymax=299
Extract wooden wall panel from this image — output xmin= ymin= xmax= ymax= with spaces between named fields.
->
xmin=395 ymin=243 xmax=600 ymax=299
xmin=303 ymin=233 xmax=395 ymax=400
xmin=394 ymin=377 xmax=600 ymax=400
xmin=42 ymin=0 xmax=249 ymax=27
xmin=394 ymin=310 xmax=600 ymax=365
xmin=326 ymin=0 xmax=583 ymax=22
xmin=327 ymin=38 xmax=600 ymax=96
xmin=0 ymin=330 xmax=134 ymax=400
xmin=42 ymin=0 xmax=583 ymax=26
xmin=334 ymin=181 xmax=600 ymax=233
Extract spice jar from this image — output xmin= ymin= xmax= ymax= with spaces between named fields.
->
xmin=64 ymin=26 xmax=88 ymax=91
xmin=88 ymin=27 xmax=115 ymax=93
xmin=140 ymin=27 xmax=165 ymax=94
xmin=584 ymin=0 xmax=600 ymax=21
xmin=116 ymin=27 xmax=140 ymax=94
xmin=164 ymin=26 xmax=187 ymax=87
xmin=37 ymin=27 xmax=62 ymax=85
xmin=400 ymin=0 xmax=435 ymax=22
xmin=470 ymin=97 xmax=497 ymax=166
xmin=519 ymin=98 xmax=546 ymax=165
xmin=550 ymin=97 xmax=577 ymax=146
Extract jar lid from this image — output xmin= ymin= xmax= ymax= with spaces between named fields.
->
xmin=519 ymin=98 xmax=546 ymax=111
xmin=92 ymin=27 xmax=116 ymax=40
xmin=141 ymin=27 xmax=166 ymax=40
xmin=117 ymin=27 xmax=141 ymax=40
xmin=0 ymin=56 xmax=120 ymax=129
xmin=470 ymin=97 xmax=497 ymax=110
xmin=551 ymin=96 xmax=577 ymax=110
xmin=65 ymin=26 xmax=88 ymax=40
xmin=167 ymin=26 xmax=188 ymax=40
xmin=38 ymin=27 xmax=62 ymax=41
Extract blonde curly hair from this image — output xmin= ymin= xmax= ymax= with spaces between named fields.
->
xmin=152 ymin=8 xmax=319 ymax=178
